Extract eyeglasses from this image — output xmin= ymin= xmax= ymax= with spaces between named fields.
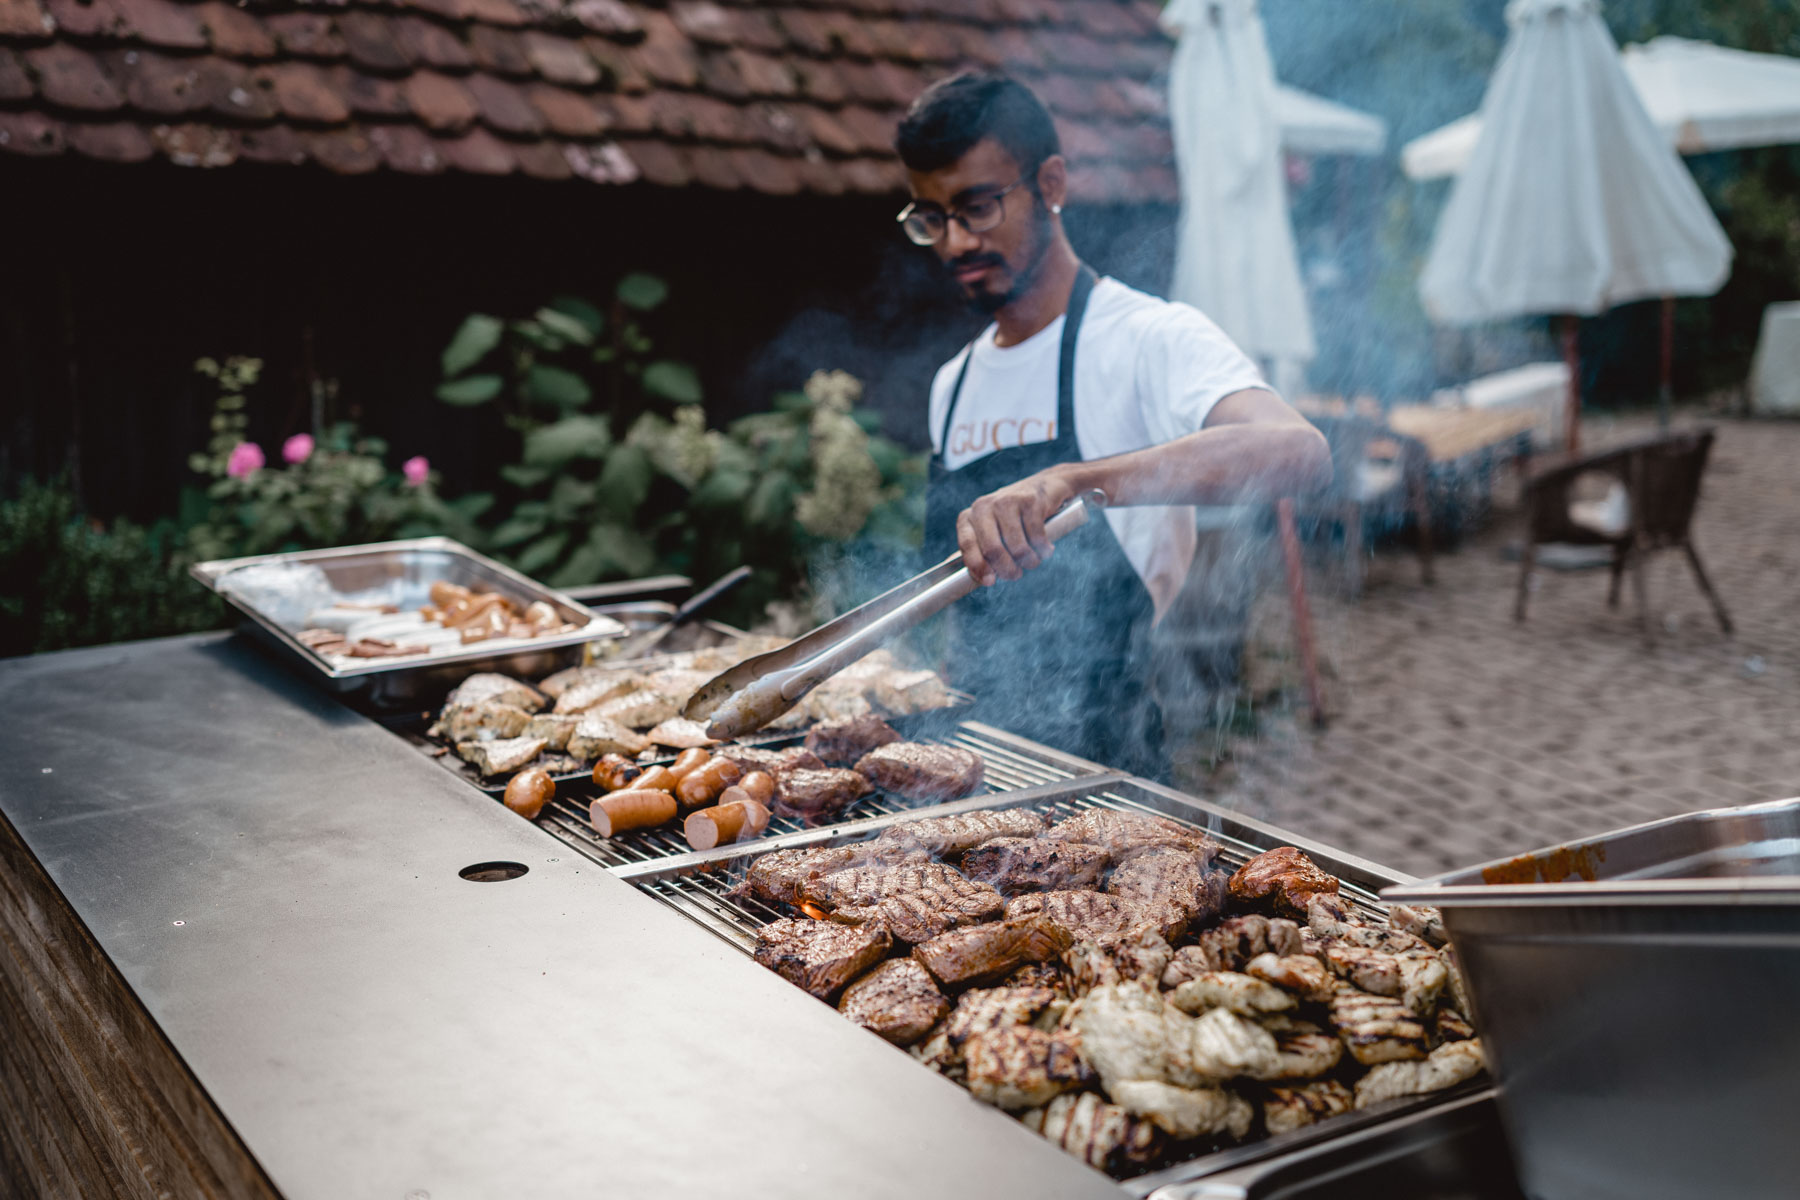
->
xmin=896 ymin=176 xmax=1031 ymax=246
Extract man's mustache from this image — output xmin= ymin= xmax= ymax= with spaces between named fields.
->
xmin=948 ymin=252 xmax=1006 ymax=277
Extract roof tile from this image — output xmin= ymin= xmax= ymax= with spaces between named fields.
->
xmin=26 ymin=43 xmax=123 ymax=111
xmin=112 ymin=48 xmax=204 ymax=115
xmin=366 ymin=121 xmax=444 ymax=172
xmin=668 ymin=0 xmax=732 ymax=46
xmin=115 ymin=0 xmax=208 ymax=51
xmin=521 ymin=31 xmax=598 ymax=86
xmin=836 ymin=104 xmax=896 ymax=154
xmin=650 ymin=90 xmax=746 ymax=143
xmin=390 ymin=15 xmax=473 ymax=71
xmin=795 ymin=103 xmax=856 ymax=156
xmin=266 ymin=13 xmax=346 ymax=61
xmin=1031 ymin=72 xmax=1097 ymax=117
xmin=435 ymin=125 xmax=514 ymax=173
xmin=152 ymin=120 xmax=237 ymax=166
xmin=685 ymin=141 xmax=737 ymax=188
xmin=304 ymin=125 xmax=381 ymax=173
xmin=839 ymin=155 xmax=904 ymax=193
xmin=509 ymin=137 xmax=570 ymax=179
xmin=466 ymin=25 xmax=532 ymax=77
xmin=194 ymin=3 xmax=277 ymax=58
xmin=790 ymin=58 xmax=845 ymax=105
xmin=0 ymin=0 xmax=55 ymax=39
xmin=0 ymin=109 xmax=65 ymax=154
xmin=525 ymin=82 xmax=606 ymax=137
xmin=332 ymin=65 xmax=409 ymax=116
xmin=0 ymin=47 xmax=35 ymax=100
xmin=1067 ymin=0 xmax=1136 ymax=37
xmin=601 ymin=90 xmax=652 ymax=132
xmin=729 ymin=147 xmax=799 ymax=195
xmin=744 ymin=100 xmax=809 ymax=153
xmin=693 ymin=48 xmax=746 ymax=100
xmin=790 ymin=151 xmax=846 ymax=196
xmin=403 ymin=69 xmax=478 ymax=131
xmin=619 ymin=135 xmax=688 ymax=185
xmin=628 ymin=12 xmax=697 ymax=88
xmin=581 ymin=35 xmax=647 ymax=92
xmin=337 ymin=12 xmax=413 ymax=73
xmin=464 ymin=71 xmax=542 ymax=135
xmin=812 ymin=10 xmax=876 ymax=57
xmin=258 ymin=61 xmax=351 ymax=124
xmin=238 ymin=122 xmax=307 ymax=165
xmin=769 ymin=8 xmax=830 ymax=56
xmin=198 ymin=58 xmax=279 ymax=119
xmin=461 ymin=0 xmax=528 ymax=29
xmin=65 ymin=119 xmax=155 ymax=161
xmin=564 ymin=0 xmax=641 ymax=40
xmin=564 ymin=138 xmax=636 ymax=182
xmin=727 ymin=48 xmax=796 ymax=98
xmin=942 ymin=21 xmax=1005 ymax=66
xmin=42 ymin=0 xmax=117 ymax=40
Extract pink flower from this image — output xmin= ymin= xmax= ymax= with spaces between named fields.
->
xmin=402 ymin=455 xmax=430 ymax=487
xmin=226 ymin=442 xmax=265 ymax=479
xmin=282 ymin=433 xmax=315 ymax=465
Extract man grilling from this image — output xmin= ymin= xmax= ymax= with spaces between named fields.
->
xmin=894 ymin=72 xmax=1329 ymax=777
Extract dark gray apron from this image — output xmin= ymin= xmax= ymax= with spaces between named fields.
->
xmin=923 ymin=267 xmax=1165 ymax=778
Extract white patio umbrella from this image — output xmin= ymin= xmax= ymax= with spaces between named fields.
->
xmin=1402 ymin=36 xmax=1800 ymax=180
xmin=1417 ymin=0 xmax=1732 ymax=450
xmin=1161 ymin=0 xmax=1316 ymax=371
xmin=1277 ymin=85 xmax=1388 ymax=158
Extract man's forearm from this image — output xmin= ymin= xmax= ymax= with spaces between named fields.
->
xmin=1047 ymin=420 xmax=1331 ymax=508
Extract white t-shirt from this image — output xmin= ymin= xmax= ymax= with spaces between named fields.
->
xmin=928 ymin=276 xmax=1267 ymax=619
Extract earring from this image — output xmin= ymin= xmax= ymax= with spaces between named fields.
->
xmin=1051 ymin=204 xmax=1063 ymax=215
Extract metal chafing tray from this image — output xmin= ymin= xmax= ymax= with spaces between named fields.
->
xmin=191 ymin=537 xmax=625 ymax=707
xmin=616 ymin=773 xmax=1488 ymax=1195
xmin=1385 ymin=796 xmax=1800 ymax=1200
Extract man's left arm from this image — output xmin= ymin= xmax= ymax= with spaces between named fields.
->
xmin=954 ymin=388 xmax=1330 ymax=585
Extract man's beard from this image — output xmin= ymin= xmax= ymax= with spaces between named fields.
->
xmin=953 ymin=204 xmax=1053 ymax=316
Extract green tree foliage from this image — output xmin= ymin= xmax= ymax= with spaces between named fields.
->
xmin=435 ymin=278 xmax=924 ymax=623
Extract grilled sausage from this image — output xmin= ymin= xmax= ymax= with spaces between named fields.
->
xmin=735 ymin=771 xmax=776 ymax=807
xmin=675 ymin=757 xmax=743 ymax=808
xmin=630 ymin=765 xmax=680 ymax=794
xmin=592 ymin=753 xmax=642 ymax=792
xmin=667 ymin=748 xmax=712 ymax=782
xmin=590 ymin=788 xmax=677 ymax=837
xmin=503 ymin=769 xmax=555 ymax=819
xmin=683 ymin=799 xmax=772 ymax=850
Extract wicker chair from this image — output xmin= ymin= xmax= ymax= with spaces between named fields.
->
xmin=1514 ymin=427 xmax=1731 ymax=633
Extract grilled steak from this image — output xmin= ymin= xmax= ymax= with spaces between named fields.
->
xmin=1020 ymin=1092 xmax=1161 ymax=1171
xmin=806 ymin=861 xmax=1004 ymax=943
xmin=447 ymin=672 xmax=545 ymax=712
xmin=1353 ymin=1039 xmax=1485 ymax=1109
xmin=753 ymin=918 xmax=892 ymax=1001
xmin=1004 ymin=961 xmax=1071 ymax=993
xmin=1043 ymin=810 xmax=1217 ymax=862
xmin=964 ymin=1026 xmax=1088 ymax=1110
xmin=1228 ymin=847 xmax=1340 ymax=917
xmin=943 ymin=985 xmax=1061 ymax=1047
xmin=872 ymin=810 xmax=1047 ymax=858
xmin=1264 ymin=1080 xmax=1354 ymax=1135
xmin=773 ymin=767 xmax=872 ymax=823
xmin=1328 ymin=984 xmax=1430 ymax=1065
xmin=854 ymin=742 xmax=984 ymax=801
xmin=961 ymin=837 xmax=1109 ymax=895
xmin=1005 ymin=890 xmax=1157 ymax=944
xmin=740 ymin=846 xmax=870 ymax=907
xmin=716 ymin=745 xmax=824 ymax=776
xmin=913 ymin=914 xmax=1073 ymax=988
xmin=1107 ymin=848 xmax=1229 ymax=938
xmin=838 ymin=958 xmax=948 ymax=1045
xmin=805 ymin=714 xmax=901 ymax=766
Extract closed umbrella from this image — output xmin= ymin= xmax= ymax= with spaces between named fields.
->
xmin=1417 ymin=0 xmax=1732 ymax=450
xmin=1276 ymin=85 xmax=1388 ymax=158
xmin=1161 ymin=0 xmax=1316 ymax=371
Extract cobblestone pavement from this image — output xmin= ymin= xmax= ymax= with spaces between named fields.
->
xmin=1181 ymin=412 xmax=1800 ymax=881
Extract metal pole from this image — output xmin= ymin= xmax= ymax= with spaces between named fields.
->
xmin=1658 ymin=295 xmax=1674 ymax=428
xmin=1561 ymin=314 xmax=1581 ymax=454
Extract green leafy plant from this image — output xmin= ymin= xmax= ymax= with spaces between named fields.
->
xmin=435 ymin=279 xmax=924 ymax=621
xmin=184 ymin=356 xmax=490 ymax=562
xmin=0 ymin=478 xmax=226 ymax=656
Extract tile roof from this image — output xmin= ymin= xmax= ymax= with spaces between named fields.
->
xmin=0 ymin=0 xmax=1175 ymax=201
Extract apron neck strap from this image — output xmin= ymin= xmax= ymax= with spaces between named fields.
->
xmin=936 ymin=263 xmax=1099 ymax=461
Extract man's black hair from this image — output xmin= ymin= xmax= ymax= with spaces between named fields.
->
xmin=894 ymin=71 xmax=1061 ymax=176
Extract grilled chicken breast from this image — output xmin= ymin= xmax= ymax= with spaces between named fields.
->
xmin=1020 ymin=1092 xmax=1161 ymax=1171
xmin=1264 ymin=1080 xmax=1354 ymax=1135
xmin=1353 ymin=1039 xmax=1486 ymax=1108
xmin=447 ymin=673 xmax=545 ymax=713
xmin=964 ymin=1026 xmax=1088 ymax=1110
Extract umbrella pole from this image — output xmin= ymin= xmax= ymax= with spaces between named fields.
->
xmin=1658 ymin=295 xmax=1674 ymax=428
xmin=1561 ymin=314 xmax=1581 ymax=454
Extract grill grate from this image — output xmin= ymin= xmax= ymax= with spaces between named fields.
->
xmin=627 ymin=778 xmax=1393 ymax=954
xmin=531 ymin=723 xmax=1107 ymax=870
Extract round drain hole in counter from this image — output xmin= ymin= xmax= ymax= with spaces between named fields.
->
xmin=459 ymin=861 xmax=529 ymax=882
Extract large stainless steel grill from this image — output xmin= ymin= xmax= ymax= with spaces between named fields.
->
xmin=531 ymin=722 xmax=1109 ymax=870
xmin=610 ymin=773 xmax=1484 ymax=1197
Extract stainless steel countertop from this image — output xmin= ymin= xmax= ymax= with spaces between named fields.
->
xmin=0 ymin=634 xmax=1123 ymax=1200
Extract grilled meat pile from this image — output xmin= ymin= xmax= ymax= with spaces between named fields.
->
xmin=427 ymin=647 xmax=955 ymax=780
xmin=749 ymin=828 xmax=1484 ymax=1178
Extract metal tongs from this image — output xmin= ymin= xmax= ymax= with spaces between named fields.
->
xmin=685 ymin=490 xmax=1107 ymax=739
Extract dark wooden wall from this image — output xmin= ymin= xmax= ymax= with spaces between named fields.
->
xmin=0 ymin=156 xmax=1177 ymax=524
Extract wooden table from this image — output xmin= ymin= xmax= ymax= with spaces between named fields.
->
xmin=1386 ymin=405 xmax=1540 ymax=465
